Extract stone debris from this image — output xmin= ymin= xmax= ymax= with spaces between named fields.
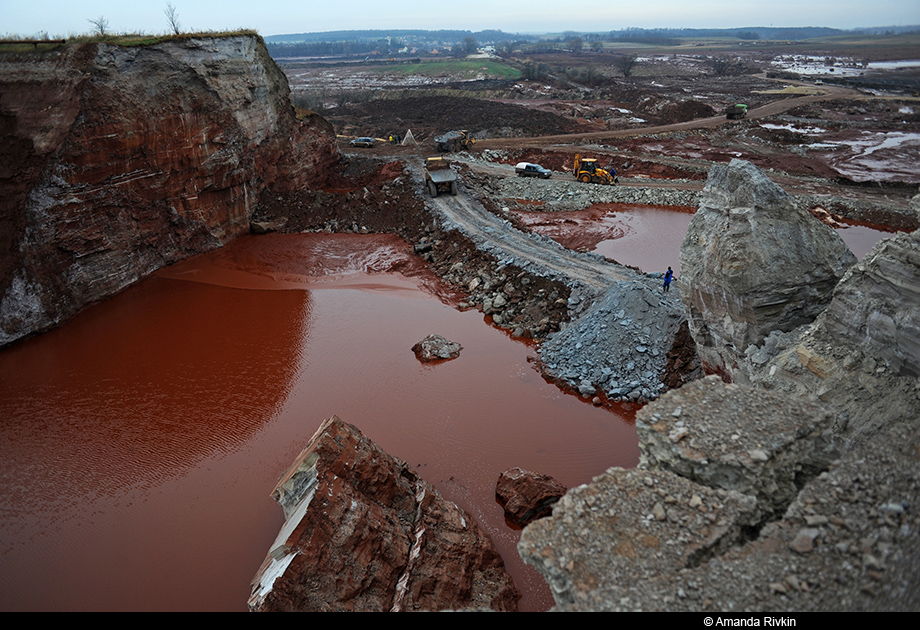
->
xmin=519 ymin=381 xmax=920 ymax=612
xmin=249 ymin=416 xmax=520 ymax=612
xmin=637 ymin=375 xmax=838 ymax=518
xmin=518 ymin=467 xmax=761 ymax=610
xmin=495 ymin=467 xmax=567 ymax=528
xmin=539 ymin=280 xmax=689 ymax=401
xmin=411 ymin=334 xmax=463 ymax=362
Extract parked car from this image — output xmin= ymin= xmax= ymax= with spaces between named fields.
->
xmin=514 ymin=162 xmax=552 ymax=179
xmin=350 ymin=137 xmax=376 ymax=148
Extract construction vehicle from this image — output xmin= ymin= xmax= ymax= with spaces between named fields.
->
xmin=434 ymin=130 xmax=475 ymax=153
xmin=424 ymin=157 xmax=459 ymax=197
xmin=724 ymin=103 xmax=748 ymax=120
xmin=573 ymin=154 xmax=616 ymax=185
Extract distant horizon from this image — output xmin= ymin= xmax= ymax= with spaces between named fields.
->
xmin=2 ymin=1 xmax=919 ymax=40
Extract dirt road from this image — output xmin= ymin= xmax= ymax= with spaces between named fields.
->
xmin=476 ymin=84 xmax=862 ymax=150
xmin=413 ymin=164 xmax=640 ymax=291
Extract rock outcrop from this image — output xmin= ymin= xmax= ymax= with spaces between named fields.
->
xmin=0 ymin=35 xmax=337 ymax=347
xmin=495 ymin=467 xmax=566 ymax=527
xmin=678 ymin=159 xmax=856 ymax=381
xmin=747 ymin=227 xmax=920 ymax=437
xmin=249 ymin=416 xmax=520 ymax=612
xmin=518 ymin=162 xmax=919 ymax=614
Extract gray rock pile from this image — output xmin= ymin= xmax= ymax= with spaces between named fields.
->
xmin=679 ymin=159 xmax=856 ymax=382
xmin=539 ymin=279 xmax=686 ymax=401
xmin=497 ymin=175 xmax=699 ymax=210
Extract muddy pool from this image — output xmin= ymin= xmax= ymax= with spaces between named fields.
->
xmin=0 ymin=233 xmax=640 ymax=612
xmin=512 ymin=203 xmax=896 ymax=276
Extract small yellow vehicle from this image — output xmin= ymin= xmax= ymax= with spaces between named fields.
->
xmin=573 ymin=154 xmax=616 ymax=185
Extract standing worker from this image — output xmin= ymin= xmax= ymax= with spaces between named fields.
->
xmin=662 ymin=267 xmax=673 ymax=292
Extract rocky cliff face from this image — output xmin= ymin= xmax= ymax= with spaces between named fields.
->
xmin=249 ymin=416 xmax=520 ymax=612
xmin=0 ymin=36 xmax=337 ymax=347
xmin=678 ymin=159 xmax=856 ymax=381
xmin=748 ymin=227 xmax=920 ymax=437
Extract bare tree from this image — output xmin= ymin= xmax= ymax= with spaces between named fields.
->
xmin=88 ymin=16 xmax=109 ymax=37
xmin=615 ymin=53 xmax=639 ymax=78
xmin=165 ymin=3 xmax=181 ymax=35
xmin=709 ymin=56 xmax=731 ymax=77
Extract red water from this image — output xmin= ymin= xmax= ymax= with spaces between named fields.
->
xmin=0 ymin=233 xmax=639 ymax=612
xmin=513 ymin=203 xmax=896 ymax=275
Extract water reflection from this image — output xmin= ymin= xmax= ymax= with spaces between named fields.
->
xmin=0 ymin=233 xmax=638 ymax=612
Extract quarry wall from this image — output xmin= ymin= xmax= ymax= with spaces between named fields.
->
xmin=0 ymin=35 xmax=338 ymax=347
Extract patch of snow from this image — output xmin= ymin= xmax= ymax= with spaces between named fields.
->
xmin=761 ymin=123 xmax=827 ymax=134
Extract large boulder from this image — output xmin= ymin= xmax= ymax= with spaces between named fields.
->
xmin=411 ymin=334 xmax=463 ymax=362
xmin=495 ymin=467 xmax=567 ymax=527
xmin=679 ymin=159 xmax=855 ymax=381
xmin=249 ymin=416 xmax=520 ymax=612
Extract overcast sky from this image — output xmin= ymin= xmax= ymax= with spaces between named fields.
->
xmin=3 ymin=0 xmax=919 ymax=38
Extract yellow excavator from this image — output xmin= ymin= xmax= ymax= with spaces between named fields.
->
xmin=573 ymin=154 xmax=616 ymax=185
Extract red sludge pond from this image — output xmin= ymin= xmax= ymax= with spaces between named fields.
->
xmin=0 ymin=233 xmax=639 ymax=612
xmin=0 ymin=204 xmax=893 ymax=611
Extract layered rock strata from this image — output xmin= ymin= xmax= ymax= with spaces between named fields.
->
xmin=249 ymin=416 xmax=520 ymax=612
xmin=747 ymin=228 xmax=920 ymax=437
xmin=0 ymin=36 xmax=337 ymax=347
xmin=678 ymin=159 xmax=855 ymax=381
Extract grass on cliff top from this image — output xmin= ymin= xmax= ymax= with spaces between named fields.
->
xmin=0 ymin=30 xmax=260 ymax=52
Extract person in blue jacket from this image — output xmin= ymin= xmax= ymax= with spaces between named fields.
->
xmin=662 ymin=267 xmax=673 ymax=292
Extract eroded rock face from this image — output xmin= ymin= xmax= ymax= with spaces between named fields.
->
xmin=678 ymin=159 xmax=855 ymax=381
xmin=747 ymin=228 xmax=920 ymax=437
xmin=821 ymin=229 xmax=920 ymax=378
xmin=411 ymin=334 xmax=463 ymax=362
xmin=0 ymin=36 xmax=337 ymax=347
xmin=496 ymin=467 xmax=566 ymax=527
xmin=249 ymin=416 xmax=520 ymax=612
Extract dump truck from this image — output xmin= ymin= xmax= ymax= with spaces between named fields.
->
xmin=573 ymin=154 xmax=616 ymax=185
xmin=434 ymin=130 xmax=475 ymax=152
xmin=424 ymin=157 xmax=459 ymax=197
xmin=724 ymin=104 xmax=748 ymax=120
